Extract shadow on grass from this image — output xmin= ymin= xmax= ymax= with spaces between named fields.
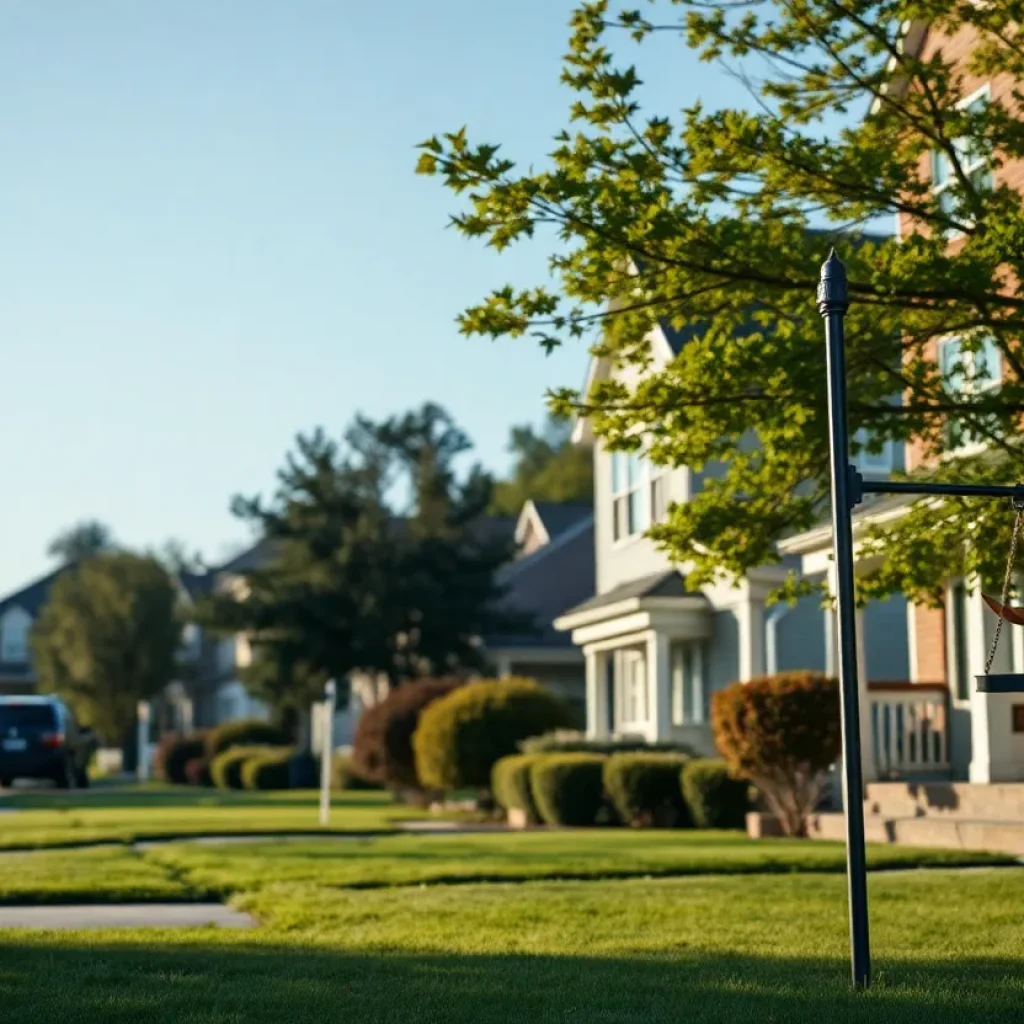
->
xmin=0 ymin=788 xmax=391 ymax=812
xmin=0 ymin=942 xmax=1021 ymax=1023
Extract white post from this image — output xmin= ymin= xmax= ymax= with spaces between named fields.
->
xmin=136 ymin=700 xmax=151 ymax=782
xmin=645 ymin=632 xmax=672 ymax=742
xmin=319 ymin=680 xmax=337 ymax=826
xmin=585 ymin=649 xmax=600 ymax=738
xmin=855 ymin=607 xmax=876 ymax=782
xmin=737 ymin=592 xmax=767 ymax=682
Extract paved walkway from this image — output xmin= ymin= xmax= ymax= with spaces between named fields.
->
xmin=0 ymin=903 xmax=256 ymax=930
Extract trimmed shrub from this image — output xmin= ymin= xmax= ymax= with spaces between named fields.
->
xmin=241 ymin=748 xmax=295 ymax=791
xmin=352 ymin=678 xmax=461 ymax=789
xmin=204 ymin=719 xmax=288 ymax=761
xmin=681 ymin=759 xmax=750 ymax=829
xmin=491 ymin=753 xmax=545 ymax=823
xmin=413 ymin=678 xmax=573 ymax=791
xmin=183 ymin=756 xmax=212 ymax=787
xmin=153 ymin=731 xmax=208 ymax=785
xmin=530 ymin=753 xmax=606 ymax=826
xmin=712 ymin=671 xmax=840 ymax=837
xmin=521 ymin=729 xmax=693 ymax=757
xmin=210 ymin=745 xmax=277 ymax=790
xmin=332 ymin=753 xmax=379 ymax=791
xmin=603 ymin=753 xmax=690 ymax=827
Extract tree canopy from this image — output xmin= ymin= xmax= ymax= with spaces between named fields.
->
xmin=419 ymin=0 xmax=1024 ymax=604
xmin=31 ymin=553 xmax=182 ymax=743
xmin=197 ymin=403 xmax=528 ymax=725
xmin=48 ymin=520 xmax=115 ymax=563
xmin=490 ymin=415 xmax=594 ymax=515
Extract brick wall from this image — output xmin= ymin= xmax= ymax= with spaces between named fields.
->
xmin=912 ymin=602 xmax=948 ymax=683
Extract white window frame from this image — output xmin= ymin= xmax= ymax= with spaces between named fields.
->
xmin=610 ymin=449 xmax=670 ymax=545
xmin=937 ymin=332 xmax=1002 ymax=456
xmin=615 ymin=647 xmax=649 ymax=733
xmin=930 ymin=84 xmax=992 ymax=237
xmin=671 ymin=641 xmax=706 ymax=726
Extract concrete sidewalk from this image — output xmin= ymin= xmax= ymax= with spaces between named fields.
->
xmin=0 ymin=903 xmax=256 ymax=930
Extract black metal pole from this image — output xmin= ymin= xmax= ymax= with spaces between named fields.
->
xmin=818 ymin=249 xmax=871 ymax=989
xmin=862 ymin=479 xmax=1024 ymax=502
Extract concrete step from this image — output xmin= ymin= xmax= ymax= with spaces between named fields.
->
xmin=810 ymin=811 xmax=1024 ymax=857
xmin=865 ymin=782 xmax=1024 ymax=823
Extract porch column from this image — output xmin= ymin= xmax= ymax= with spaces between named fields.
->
xmin=967 ymin=583 xmax=1021 ymax=782
xmin=645 ymin=632 xmax=672 ymax=742
xmin=737 ymin=594 xmax=767 ymax=681
xmin=585 ymin=651 xmax=606 ymax=741
xmin=494 ymin=653 xmax=512 ymax=678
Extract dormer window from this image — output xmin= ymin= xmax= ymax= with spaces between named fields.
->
xmin=611 ymin=450 xmax=669 ymax=542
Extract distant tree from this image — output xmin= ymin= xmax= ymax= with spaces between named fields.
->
xmin=47 ymin=520 xmax=115 ymax=563
xmin=196 ymin=403 xmax=527 ymax=734
xmin=490 ymin=415 xmax=593 ymax=516
xmin=156 ymin=539 xmax=206 ymax=576
xmin=31 ymin=553 xmax=182 ymax=744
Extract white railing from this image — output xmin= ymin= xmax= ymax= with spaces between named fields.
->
xmin=868 ymin=683 xmax=950 ymax=778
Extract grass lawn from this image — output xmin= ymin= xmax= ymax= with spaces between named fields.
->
xmin=2 ymin=870 xmax=1024 ymax=1021
xmin=145 ymin=830 xmax=1013 ymax=893
xmin=0 ymin=785 xmax=426 ymax=850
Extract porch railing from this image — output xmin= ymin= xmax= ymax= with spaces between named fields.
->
xmin=867 ymin=682 xmax=950 ymax=778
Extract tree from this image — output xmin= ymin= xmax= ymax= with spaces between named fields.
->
xmin=48 ymin=521 xmax=114 ymax=563
xmin=31 ymin=553 xmax=182 ymax=744
xmin=196 ymin=403 xmax=527 ymax=730
xmin=418 ymin=0 xmax=1024 ymax=605
xmin=490 ymin=415 xmax=594 ymax=515
xmin=157 ymin=539 xmax=206 ymax=576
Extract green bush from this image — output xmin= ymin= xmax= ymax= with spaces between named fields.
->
xmin=210 ymin=745 xmax=277 ymax=790
xmin=332 ymin=753 xmax=380 ymax=791
xmin=681 ymin=759 xmax=750 ymax=829
xmin=241 ymin=747 xmax=295 ymax=791
xmin=712 ymin=671 xmax=840 ymax=837
xmin=529 ymin=753 xmax=606 ymax=826
xmin=153 ymin=731 xmax=207 ymax=785
xmin=204 ymin=719 xmax=288 ymax=761
xmin=520 ymin=729 xmax=694 ymax=757
xmin=603 ymin=753 xmax=690 ymax=827
xmin=491 ymin=753 xmax=545 ymax=823
xmin=352 ymin=678 xmax=461 ymax=789
xmin=413 ymin=678 xmax=573 ymax=790
xmin=183 ymin=756 xmax=212 ymax=787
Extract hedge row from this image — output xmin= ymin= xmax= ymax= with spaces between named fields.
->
xmin=491 ymin=753 xmax=750 ymax=829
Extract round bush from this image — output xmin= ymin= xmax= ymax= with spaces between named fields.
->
xmin=491 ymin=753 xmax=545 ymax=823
xmin=332 ymin=753 xmax=380 ymax=791
xmin=204 ymin=719 xmax=288 ymax=761
xmin=210 ymin=745 xmax=276 ymax=790
xmin=352 ymin=678 xmax=461 ymax=789
xmin=153 ymin=732 xmax=207 ymax=785
xmin=413 ymin=677 xmax=573 ymax=791
xmin=183 ymin=756 xmax=212 ymax=788
xmin=603 ymin=753 xmax=690 ymax=828
xmin=681 ymin=759 xmax=750 ymax=829
xmin=241 ymin=747 xmax=295 ymax=791
xmin=529 ymin=753 xmax=606 ymax=826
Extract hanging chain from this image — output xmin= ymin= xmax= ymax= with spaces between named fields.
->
xmin=985 ymin=500 xmax=1024 ymax=676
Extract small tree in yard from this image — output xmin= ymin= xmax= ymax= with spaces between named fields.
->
xmin=351 ymin=677 xmax=462 ymax=791
xmin=711 ymin=672 xmax=840 ymax=838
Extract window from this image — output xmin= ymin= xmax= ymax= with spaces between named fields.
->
xmin=0 ymin=608 xmax=32 ymax=663
xmin=950 ymin=581 xmax=970 ymax=702
xmin=931 ymin=91 xmax=993 ymax=235
xmin=616 ymin=648 xmax=648 ymax=732
xmin=852 ymin=429 xmax=893 ymax=476
xmin=938 ymin=334 xmax=1001 ymax=450
xmin=611 ymin=450 xmax=670 ymax=542
xmin=671 ymin=642 xmax=707 ymax=725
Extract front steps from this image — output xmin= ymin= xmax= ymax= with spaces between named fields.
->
xmin=808 ymin=782 xmax=1024 ymax=857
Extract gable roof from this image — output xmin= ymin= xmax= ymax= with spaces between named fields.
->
xmin=559 ymin=569 xmax=698 ymax=620
xmin=0 ymin=565 xmax=70 ymax=620
xmin=486 ymin=511 xmax=595 ymax=649
xmin=514 ymin=500 xmax=592 ymax=549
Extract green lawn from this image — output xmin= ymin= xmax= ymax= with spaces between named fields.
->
xmin=145 ymin=830 xmax=1012 ymax=894
xmin=0 ymin=785 xmax=425 ymax=850
xmin=2 ymin=870 xmax=1024 ymax=1021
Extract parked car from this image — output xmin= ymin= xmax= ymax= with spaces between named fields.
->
xmin=0 ymin=696 xmax=97 ymax=789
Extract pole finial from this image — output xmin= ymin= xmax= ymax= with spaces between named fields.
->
xmin=817 ymin=247 xmax=848 ymax=315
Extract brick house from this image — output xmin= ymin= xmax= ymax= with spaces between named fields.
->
xmin=784 ymin=17 xmax=1024 ymax=784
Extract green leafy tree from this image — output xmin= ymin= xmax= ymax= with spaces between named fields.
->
xmin=490 ymin=415 xmax=594 ymax=515
xmin=419 ymin=0 xmax=1024 ymax=604
xmin=47 ymin=520 xmax=115 ymax=563
xmin=31 ymin=553 xmax=182 ymax=744
xmin=197 ymin=404 xmax=527 ymax=730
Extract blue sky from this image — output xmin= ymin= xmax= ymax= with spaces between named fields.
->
xmin=0 ymin=0 xmax=748 ymax=592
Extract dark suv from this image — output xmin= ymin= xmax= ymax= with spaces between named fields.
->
xmin=0 ymin=696 xmax=97 ymax=789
